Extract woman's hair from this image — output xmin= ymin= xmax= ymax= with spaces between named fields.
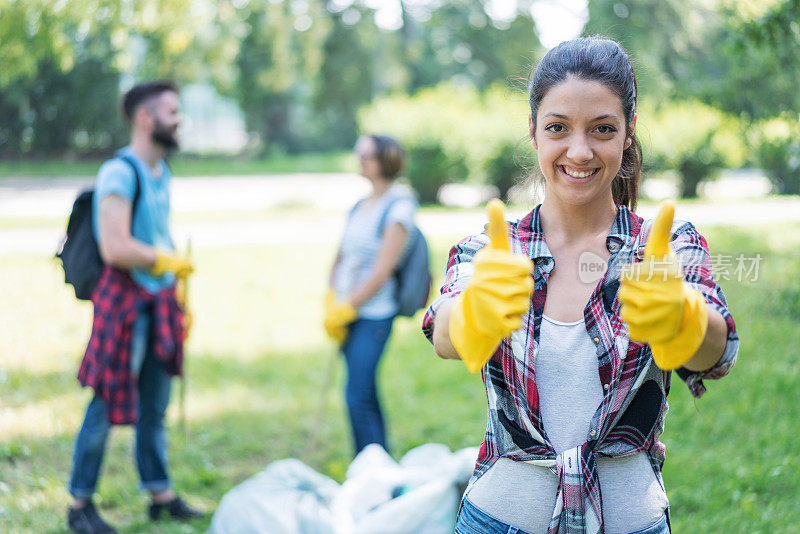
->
xmin=370 ymin=135 xmax=405 ymax=180
xmin=528 ymin=36 xmax=641 ymax=210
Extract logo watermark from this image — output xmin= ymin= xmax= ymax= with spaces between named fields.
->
xmin=578 ymin=251 xmax=608 ymax=284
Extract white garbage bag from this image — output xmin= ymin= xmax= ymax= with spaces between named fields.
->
xmin=208 ymin=458 xmax=339 ymax=534
xmin=209 ymin=444 xmax=479 ymax=534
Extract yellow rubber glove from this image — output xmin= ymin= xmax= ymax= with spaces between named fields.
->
xmin=324 ymin=290 xmax=357 ymax=345
xmin=151 ymin=250 xmax=194 ymax=279
xmin=449 ymin=199 xmax=534 ymax=373
xmin=618 ymin=200 xmax=708 ymax=370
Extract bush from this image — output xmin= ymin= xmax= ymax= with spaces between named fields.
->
xmin=748 ymin=116 xmax=800 ymax=194
xmin=484 ymin=140 xmax=535 ymax=201
xmin=640 ymin=99 xmax=745 ymax=198
xmin=358 ymin=82 xmax=530 ymax=202
xmin=405 ymin=142 xmax=467 ymax=203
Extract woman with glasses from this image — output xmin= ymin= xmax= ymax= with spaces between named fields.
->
xmin=324 ymin=134 xmax=417 ymax=455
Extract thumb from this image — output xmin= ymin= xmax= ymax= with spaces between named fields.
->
xmin=486 ymin=198 xmax=510 ymax=252
xmin=644 ymin=200 xmax=675 ymax=258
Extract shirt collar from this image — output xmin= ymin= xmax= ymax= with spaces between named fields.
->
xmin=516 ymin=204 xmax=643 ymax=260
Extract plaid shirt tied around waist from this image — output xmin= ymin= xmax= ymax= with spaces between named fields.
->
xmin=422 ymin=205 xmax=738 ymax=534
xmin=78 ymin=265 xmax=185 ymax=425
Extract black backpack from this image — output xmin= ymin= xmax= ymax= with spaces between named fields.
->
xmin=56 ymin=156 xmax=141 ymax=300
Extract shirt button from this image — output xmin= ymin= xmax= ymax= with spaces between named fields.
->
xmin=593 ymin=337 xmax=600 ymax=345
xmin=589 ymin=429 xmax=597 ymax=438
xmin=603 ymin=383 xmax=609 ymax=391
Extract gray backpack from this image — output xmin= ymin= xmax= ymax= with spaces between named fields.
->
xmin=352 ymin=197 xmax=432 ymax=317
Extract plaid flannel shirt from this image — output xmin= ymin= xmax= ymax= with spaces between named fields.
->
xmin=78 ymin=266 xmax=184 ymax=425
xmin=422 ymin=205 xmax=738 ymax=534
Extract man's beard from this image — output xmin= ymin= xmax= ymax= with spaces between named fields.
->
xmin=151 ymin=120 xmax=179 ymax=150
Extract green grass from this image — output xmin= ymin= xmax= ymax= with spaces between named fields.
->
xmin=1 ymin=221 xmax=799 ymax=532
xmin=0 ymin=151 xmax=354 ymax=178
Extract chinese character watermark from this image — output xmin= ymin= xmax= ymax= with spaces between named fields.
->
xmin=576 ymin=252 xmax=763 ymax=284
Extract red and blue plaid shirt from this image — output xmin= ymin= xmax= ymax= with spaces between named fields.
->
xmin=422 ymin=205 xmax=738 ymax=534
xmin=78 ymin=266 xmax=185 ymax=425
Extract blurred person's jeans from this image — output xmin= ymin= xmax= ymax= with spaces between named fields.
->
xmin=455 ymin=496 xmax=670 ymax=534
xmin=342 ymin=317 xmax=394 ymax=455
xmin=68 ymin=308 xmax=173 ymax=498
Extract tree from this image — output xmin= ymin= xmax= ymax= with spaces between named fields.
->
xmin=749 ymin=116 xmax=800 ymax=194
xmin=642 ymin=99 xmax=745 ymax=198
xmin=0 ymin=0 xmax=236 ymax=157
xmin=0 ymin=2 xmax=125 ymax=156
xmin=400 ymin=0 xmax=542 ymax=91
xmin=308 ymin=7 xmax=376 ymax=151
xmin=584 ymin=0 xmax=720 ymax=97
xmin=711 ymin=0 xmax=800 ymax=119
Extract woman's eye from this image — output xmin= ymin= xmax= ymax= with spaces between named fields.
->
xmin=545 ymin=123 xmax=565 ymax=133
xmin=594 ymin=125 xmax=616 ymax=134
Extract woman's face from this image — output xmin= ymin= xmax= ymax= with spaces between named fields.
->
xmin=354 ymin=136 xmax=382 ymax=181
xmin=531 ymin=76 xmax=632 ymax=207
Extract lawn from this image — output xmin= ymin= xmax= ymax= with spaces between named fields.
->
xmin=0 ymin=152 xmax=353 ymax=178
xmin=1 ymin=218 xmax=798 ymax=533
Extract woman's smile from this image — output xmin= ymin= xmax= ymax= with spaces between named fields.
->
xmin=559 ymin=165 xmax=601 ymax=183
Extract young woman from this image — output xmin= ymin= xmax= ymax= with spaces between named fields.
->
xmin=324 ymin=134 xmax=417 ymax=455
xmin=422 ymin=37 xmax=738 ymax=534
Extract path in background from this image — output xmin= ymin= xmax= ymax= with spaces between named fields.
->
xmin=1 ymin=173 xmax=798 ymax=255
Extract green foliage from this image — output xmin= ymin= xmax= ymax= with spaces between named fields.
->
xmin=0 ymin=3 xmax=126 ymax=156
xmin=717 ymin=0 xmax=800 ymax=118
xmin=586 ymin=0 xmax=800 ymax=125
xmin=233 ymin=1 xmax=335 ymax=153
xmin=0 ymin=0 xmax=545 ymax=157
xmin=0 ymin=58 xmax=127 ymax=158
xmin=307 ymin=8 xmax=375 ymax=152
xmin=405 ymin=142 xmax=467 ymax=203
xmin=484 ymin=140 xmax=535 ymax=201
xmin=358 ymin=82 xmax=531 ymax=201
xmin=407 ymin=1 xmax=543 ymax=91
xmin=0 ymin=0 xmax=241 ymax=157
xmin=584 ymin=0 xmax=715 ymax=96
xmin=748 ymin=116 xmax=800 ymax=194
xmin=640 ymin=99 xmax=745 ymax=198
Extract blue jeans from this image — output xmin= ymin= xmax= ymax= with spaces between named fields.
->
xmin=342 ymin=317 xmax=394 ymax=455
xmin=455 ymin=497 xmax=670 ymax=534
xmin=68 ymin=309 xmax=173 ymax=498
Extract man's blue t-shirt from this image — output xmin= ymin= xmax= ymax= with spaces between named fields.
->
xmin=92 ymin=146 xmax=175 ymax=294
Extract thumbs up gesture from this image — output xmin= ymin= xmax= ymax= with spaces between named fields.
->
xmin=618 ymin=201 xmax=708 ymax=370
xmin=449 ymin=199 xmax=534 ymax=373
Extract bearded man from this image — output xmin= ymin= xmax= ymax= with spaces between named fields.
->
xmin=67 ymin=80 xmax=202 ymax=534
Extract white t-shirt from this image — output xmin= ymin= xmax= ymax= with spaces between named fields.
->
xmin=468 ymin=315 xmax=668 ymax=534
xmin=333 ymin=184 xmax=417 ymax=320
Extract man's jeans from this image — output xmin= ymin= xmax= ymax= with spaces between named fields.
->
xmin=68 ymin=308 xmax=173 ymax=498
xmin=342 ymin=317 xmax=394 ymax=455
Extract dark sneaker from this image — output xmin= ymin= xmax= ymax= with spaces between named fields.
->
xmin=67 ymin=501 xmax=118 ymax=534
xmin=148 ymin=495 xmax=203 ymax=521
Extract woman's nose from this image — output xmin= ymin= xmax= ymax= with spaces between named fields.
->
xmin=566 ymin=134 xmax=593 ymax=162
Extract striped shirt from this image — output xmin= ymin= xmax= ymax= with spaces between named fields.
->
xmin=333 ymin=184 xmax=417 ymax=320
xmin=422 ymin=204 xmax=738 ymax=534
